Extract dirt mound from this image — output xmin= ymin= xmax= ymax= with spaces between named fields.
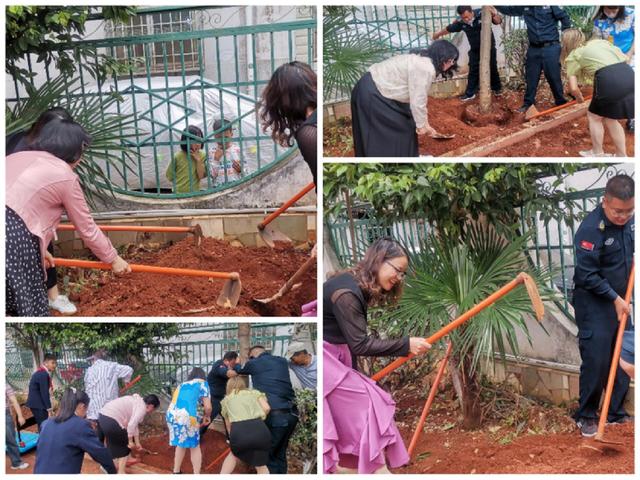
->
xmin=67 ymin=237 xmax=316 ymax=317
xmin=391 ymin=383 xmax=634 ymax=474
xmin=139 ymin=430 xmax=252 ymax=474
xmin=461 ymin=103 xmax=513 ymax=127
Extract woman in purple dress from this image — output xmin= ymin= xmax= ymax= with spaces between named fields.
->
xmin=323 ymin=237 xmax=431 ymax=473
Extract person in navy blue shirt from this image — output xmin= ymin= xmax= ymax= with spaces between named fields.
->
xmin=34 ymin=388 xmax=117 ymax=474
xmin=572 ymin=174 xmax=634 ymax=437
xmin=433 ymin=6 xmax=503 ymax=101
xmin=26 ymin=353 xmax=57 ymax=432
xmin=239 ymin=346 xmax=298 ymax=474
xmin=201 ymin=351 xmax=241 ymax=435
xmin=496 ymin=6 xmax=571 ymax=112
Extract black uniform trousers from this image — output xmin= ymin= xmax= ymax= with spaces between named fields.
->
xmin=573 ymin=287 xmax=630 ymax=422
xmin=524 ymin=42 xmax=566 ymax=107
xmin=265 ymin=409 xmax=298 ymax=474
xmin=466 ymin=48 xmax=501 ymax=97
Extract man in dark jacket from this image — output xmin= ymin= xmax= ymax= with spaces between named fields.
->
xmin=26 ymin=354 xmax=57 ymax=432
xmin=202 ymin=351 xmax=241 ymax=435
xmin=496 ymin=6 xmax=571 ymax=111
xmin=572 ymin=174 xmax=634 ymax=437
xmin=239 ymin=346 xmax=298 ymax=474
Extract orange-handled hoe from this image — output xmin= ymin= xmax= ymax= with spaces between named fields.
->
xmin=371 ymin=272 xmax=545 ymax=382
xmin=595 ymin=263 xmax=634 ymax=444
xmin=57 ymin=224 xmax=204 ymax=247
xmin=53 ymin=258 xmax=241 ymax=308
xmin=257 ymin=182 xmax=315 ymax=248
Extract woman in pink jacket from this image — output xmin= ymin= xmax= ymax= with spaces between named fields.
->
xmin=5 ymin=119 xmax=131 ymax=316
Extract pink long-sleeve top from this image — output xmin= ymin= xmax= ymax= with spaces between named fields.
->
xmin=6 ymin=150 xmax=117 ymax=271
xmin=99 ymin=394 xmax=147 ymax=437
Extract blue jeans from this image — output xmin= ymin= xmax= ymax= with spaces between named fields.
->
xmin=6 ymin=409 xmax=22 ymax=467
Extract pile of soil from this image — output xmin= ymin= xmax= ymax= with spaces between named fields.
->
xmin=65 ymin=237 xmax=316 ymax=317
xmin=391 ymin=384 xmax=634 ymax=474
xmin=139 ymin=431 xmax=252 ymax=474
xmin=323 ymin=86 xmax=634 ymax=157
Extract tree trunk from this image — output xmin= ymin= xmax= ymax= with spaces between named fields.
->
xmin=478 ymin=6 xmax=493 ymax=114
xmin=238 ymin=323 xmax=251 ymax=363
xmin=451 ymin=354 xmax=483 ymax=429
xmin=345 ymin=189 xmax=358 ymax=264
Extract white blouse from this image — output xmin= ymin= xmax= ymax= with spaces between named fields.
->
xmin=369 ymin=54 xmax=436 ymax=129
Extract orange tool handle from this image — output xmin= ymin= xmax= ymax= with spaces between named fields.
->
xmin=407 ymin=341 xmax=453 ymax=457
xmin=371 ymin=276 xmax=523 ymax=382
xmin=120 ymin=375 xmax=142 ymax=394
xmin=259 ymin=182 xmax=315 ymax=228
xmin=53 ymin=258 xmax=238 ymax=280
xmin=205 ymin=447 xmax=230 ymax=471
xmin=596 ymin=262 xmax=634 ymax=440
xmin=57 ymin=224 xmax=195 ymax=233
xmin=528 ymin=95 xmax=592 ymax=120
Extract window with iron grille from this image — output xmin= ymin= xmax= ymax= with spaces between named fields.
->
xmin=107 ymin=10 xmax=201 ymax=75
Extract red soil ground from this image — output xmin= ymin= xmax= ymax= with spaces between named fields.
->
xmin=323 ymin=88 xmax=634 ymax=158
xmin=60 ymin=237 xmax=316 ymax=317
xmin=391 ymin=386 xmax=634 ymax=474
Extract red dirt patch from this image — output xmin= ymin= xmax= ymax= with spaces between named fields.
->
xmin=62 ymin=237 xmax=316 ymax=317
xmin=323 ymin=86 xmax=634 ymax=157
xmin=390 ymin=386 xmax=634 ymax=474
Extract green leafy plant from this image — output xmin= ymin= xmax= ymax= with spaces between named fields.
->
xmin=289 ymin=388 xmax=318 ymax=473
xmin=501 ymin=29 xmax=529 ymax=90
xmin=376 ymin=225 xmax=556 ymax=428
xmin=6 ymin=6 xmax=137 ymax=92
xmin=6 ymin=75 xmax=141 ymax=207
xmin=323 ymin=6 xmax=391 ymax=100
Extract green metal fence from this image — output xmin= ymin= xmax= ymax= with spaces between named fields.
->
xmin=7 ymin=7 xmax=316 ymax=199
xmin=326 ymin=186 xmax=615 ymax=322
xmin=6 ymin=323 xmax=316 ymax=394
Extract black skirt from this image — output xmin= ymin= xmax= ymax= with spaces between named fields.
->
xmin=351 ymin=72 xmax=419 ymax=157
xmin=5 ymin=207 xmax=49 ymax=317
xmin=98 ymin=414 xmax=130 ymax=459
xmin=229 ymin=418 xmax=271 ymax=467
xmin=589 ymin=62 xmax=635 ymax=119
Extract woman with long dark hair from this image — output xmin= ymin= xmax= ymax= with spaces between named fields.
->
xmin=6 ymin=119 xmax=131 ymax=317
xmin=260 ymin=61 xmax=317 ymax=186
xmin=34 ymin=388 xmax=116 ymax=473
xmin=323 ymin=237 xmax=431 ymax=473
xmin=6 ymin=107 xmax=78 ymax=315
xmin=351 ymin=40 xmax=459 ymax=157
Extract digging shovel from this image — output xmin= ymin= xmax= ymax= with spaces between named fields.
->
xmin=253 ymin=254 xmax=316 ymax=305
xmin=524 ymin=96 xmax=592 ymax=121
xmin=258 ymin=182 xmax=315 ymax=248
xmin=371 ymin=272 xmax=544 ymax=382
xmin=58 ymin=224 xmax=204 ymax=247
xmin=120 ymin=375 xmax=142 ymax=394
xmin=53 ymin=258 xmax=242 ymax=308
xmin=595 ymin=263 xmax=634 ymax=445
xmin=430 ymin=132 xmax=456 ymax=140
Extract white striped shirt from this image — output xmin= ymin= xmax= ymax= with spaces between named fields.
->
xmin=84 ymin=360 xmax=133 ymax=420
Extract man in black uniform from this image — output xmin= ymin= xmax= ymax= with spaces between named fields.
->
xmin=572 ymin=174 xmax=634 ymax=437
xmin=433 ymin=6 xmax=503 ymax=101
xmin=239 ymin=345 xmax=298 ymax=474
xmin=202 ymin=351 xmax=241 ymax=435
xmin=495 ymin=6 xmax=571 ymax=112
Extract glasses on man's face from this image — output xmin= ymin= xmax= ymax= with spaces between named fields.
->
xmin=385 ymin=260 xmax=406 ymax=280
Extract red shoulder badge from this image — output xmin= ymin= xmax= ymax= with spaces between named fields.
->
xmin=580 ymin=240 xmax=595 ymax=251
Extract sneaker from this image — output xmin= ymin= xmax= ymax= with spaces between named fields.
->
xmin=460 ymin=93 xmax=476 ymax=102
xmin=517 ymin=104 xmax=531 ymax=113
xmin=492 ymin=89 xmax=503 ymax=96
xmin=10 ymin=462 xmax=29 ymax=470
xmin=48 ymin=294 xmax=77 ymax=315
xmin=579 ymin=150 xmax=612 ymax=158
xmin=576 ymin=417 xmax=597 ymax=437
xmin=607 ymin=414 xmax=633 ymax=425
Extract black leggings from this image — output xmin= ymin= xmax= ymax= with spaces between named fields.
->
xmin=46 ymin=243 xmax=57 ymax=290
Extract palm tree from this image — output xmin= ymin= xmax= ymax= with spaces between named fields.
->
xmin=6 ymin=75 xmax=140 ymax=207
xmin=323 ymin=6 xmax=391 ymax=101
xmin=379 ymin=224 xmax=556 ymax=428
